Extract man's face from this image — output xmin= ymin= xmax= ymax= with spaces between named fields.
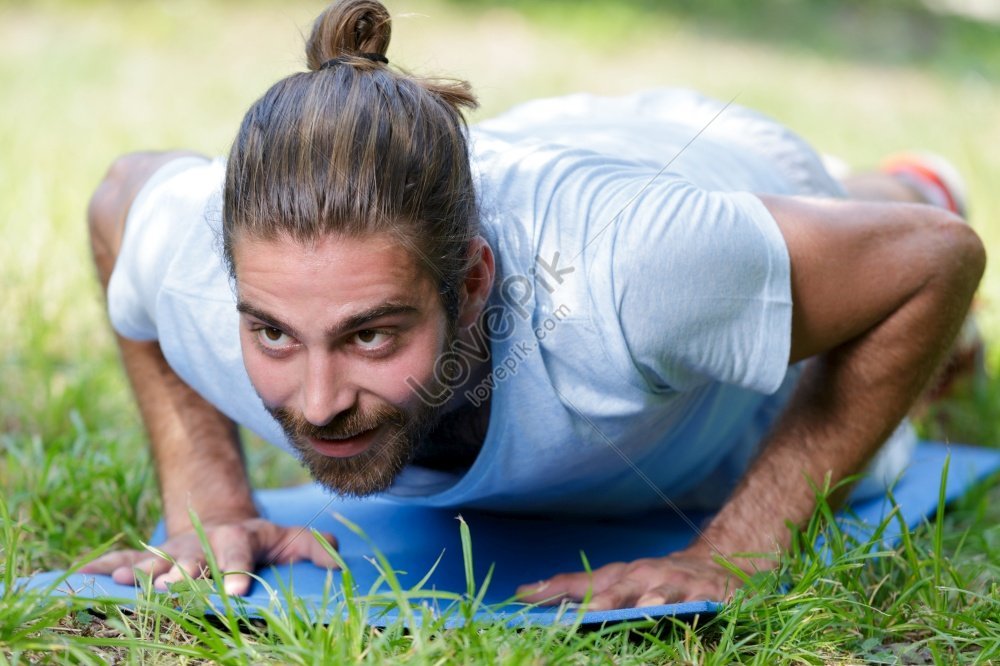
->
xmin=233 ymin=232 xmax=452 ymax=496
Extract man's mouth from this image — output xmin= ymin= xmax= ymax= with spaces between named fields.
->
xmin=306 ymin=425 xmax=381 ymax=458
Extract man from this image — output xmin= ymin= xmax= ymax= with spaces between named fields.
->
xmin=82 ymin=1 xmax=984 ymax=610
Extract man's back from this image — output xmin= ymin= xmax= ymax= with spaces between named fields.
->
xmin=107 ymin=89 xmax=845 ymax=514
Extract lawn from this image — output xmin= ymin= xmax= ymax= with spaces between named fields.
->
xmin=2 ymin=0 xmax=1000 ymax=662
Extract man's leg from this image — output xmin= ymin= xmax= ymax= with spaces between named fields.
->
xmin=841 ymin=153 xmax=968 ymax=217
xmin=840 ymin=172 xmax=927 ymax=205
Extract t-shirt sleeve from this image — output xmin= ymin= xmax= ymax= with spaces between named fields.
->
xmin=605 ymin=177 xmax=792 ymax=394
xmin=106 ymin=156 xmax=217 ymax=341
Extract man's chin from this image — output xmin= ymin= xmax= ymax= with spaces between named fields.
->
xmin=264 ymin=394 xmax=446 ymax=497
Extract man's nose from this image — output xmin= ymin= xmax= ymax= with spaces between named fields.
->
xmin=301 ymin=352 xmax=356 ymax=426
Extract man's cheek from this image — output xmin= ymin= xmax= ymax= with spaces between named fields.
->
xmin=240 ymin=345 xmax=293 ymax=408
xmin=381 ymin=353 xmax=441 ymax=407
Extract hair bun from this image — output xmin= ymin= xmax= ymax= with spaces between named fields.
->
xmin=306 ymin=0 xmax=391 ymax=71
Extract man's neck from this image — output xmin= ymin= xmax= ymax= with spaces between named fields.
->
xmin=438 ymin=312 xmax=495 ymax=415
xmin=415 ymin=397 xmax=491 ymax=472
xmin=415 ymin=314 xmax=495 ymax=471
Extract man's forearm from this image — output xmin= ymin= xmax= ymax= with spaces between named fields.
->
xmin=119 ymin=335 xmax=257 ymax=535
xmin=88 ymin=150 xmax=253 ymax=536
xmin=695 ymin=220 xmax=984 ymax=566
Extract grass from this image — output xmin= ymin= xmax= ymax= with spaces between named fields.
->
xmin=4 ymin=472 xmax=999 ymax=663
xmin=2 ymin=0 xmax=1000 ymax=662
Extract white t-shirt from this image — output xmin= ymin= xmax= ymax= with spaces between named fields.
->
xmin=108 ymin=89 xmax=879 ymax=515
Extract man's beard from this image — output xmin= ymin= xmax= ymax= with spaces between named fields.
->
xmin=268 ymin=398 xmax=442 ymax=497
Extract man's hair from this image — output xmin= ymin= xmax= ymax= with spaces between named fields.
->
xmin=222 ymin=0 xmax=480 ymax=319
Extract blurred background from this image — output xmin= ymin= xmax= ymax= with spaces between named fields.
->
xmin=2 ymin=0 xmax=999 ymax=538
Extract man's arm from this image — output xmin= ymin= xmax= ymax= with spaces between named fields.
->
xmin=518 ymin=196 xmax=984 ymax=608
xmin=81 ymin=152 xmax=337 ymax=593
xmin=687 ymin=196 xmax=984 ymax=573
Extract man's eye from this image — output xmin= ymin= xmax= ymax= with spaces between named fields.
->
xmin=354 ymin=330 xmax=391 ymax=350
xmin=257 ymin=327 xmax=293 ymax=349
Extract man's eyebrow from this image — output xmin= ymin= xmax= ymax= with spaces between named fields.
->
xmin=332 ymin=303 xmax=419 ymax=337
xmin=236 ymin=301 xmax=301 ymax=340
xmin=236 ymin=300 xmax=419 ymax=339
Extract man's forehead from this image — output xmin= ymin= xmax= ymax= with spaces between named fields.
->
xmin=234 ymin=232 xmax=429 ymax=282
xmin=232 ymin=232 xmax=439 ymax=319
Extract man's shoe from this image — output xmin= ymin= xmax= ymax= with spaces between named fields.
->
xmin=881 ymin=151 xmax=968 ymax=218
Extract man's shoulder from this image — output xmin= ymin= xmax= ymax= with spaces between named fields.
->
xmin=107 ymin=157 xmax=230 ymax=340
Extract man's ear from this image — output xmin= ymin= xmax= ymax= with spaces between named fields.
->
xmin=456 ymin=236 xmax=496 ymax=329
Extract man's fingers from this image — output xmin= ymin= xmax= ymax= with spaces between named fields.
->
xmin=680 ymin=582 xmax=732 ymax=603
xmin=82 ymin=548 xmax=191 ymax=585
xmin=588 ymin=578 xmax=648 ymax=611
xmin=209 ymin=526 xmax=255 ymax=595
xmin=78 ymin=521 xmax=341 ymax=595
xmin=153 ymin=557 xmax=209 ymax=590
xmin=79 ymin=549 xmax=145 ymax=575
xmin=516 ymin=572 xmax=595 ymax=605
xmin=305 ymin=530 xmax=340 ymax=568
xmin=261 ymin=527 xmax=340 ymax=568
xmin=518 ymin=572 xmax=649 ymax=611
xmin=635 ymin=585 xmax=683 ymax=608
xmin=111 ymin=554 xmax=173 ymax=585
xmin=520 ymin=554 xmax=743 ymax=610
xmin=221 ymin=572 xmax=253 ymax=596
xmin=517 ymin=562 xmax=627 ymax=605
xmin=210 ymin=525 xmax=254 ymax=571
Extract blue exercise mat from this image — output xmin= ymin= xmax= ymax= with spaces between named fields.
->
xmin=17 ymin=442 xmax=1000 ymax=626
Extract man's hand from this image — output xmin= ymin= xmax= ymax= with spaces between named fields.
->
xmin=516 ymin=544 xmax=754 ymax=609
xmin=80 ymin=516 xmax=339 ymax=595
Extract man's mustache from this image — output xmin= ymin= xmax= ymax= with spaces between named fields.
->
xmin=270 ymin=404 xmax=407 ymax=441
